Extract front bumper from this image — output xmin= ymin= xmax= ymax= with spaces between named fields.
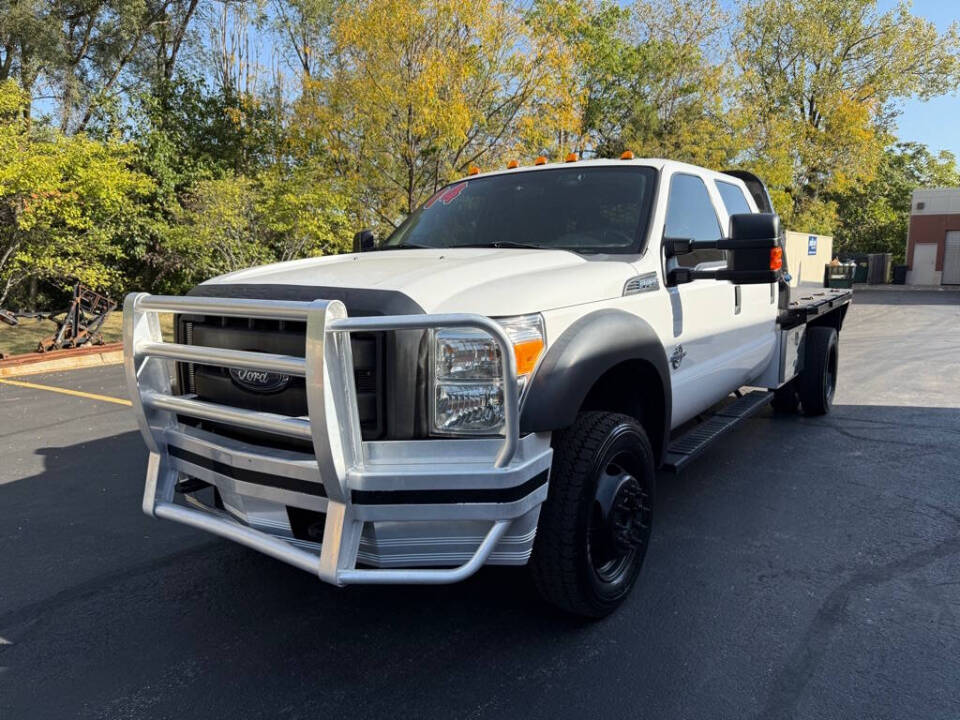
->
xmin=124 ymin=293 xmax=553 ymax=585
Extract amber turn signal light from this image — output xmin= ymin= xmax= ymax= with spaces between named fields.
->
xmin=770 ymin=246 xmax=783 ymax=271
xmin=514 ymin=338 xmax=545 ymax=376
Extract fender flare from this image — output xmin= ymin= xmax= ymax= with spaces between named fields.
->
xmin=520 ymin=309 xmax=672 ymax=458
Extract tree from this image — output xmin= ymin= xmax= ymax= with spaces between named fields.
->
xmin=0 ymin=0 xmax=203 ymax=133
xmin=832 ymin=142 xmax=960 ymax=262
xmin=620 ymin=0 xmax=734 ymax=167
xmin=735 ymin=0 xmax=960 ymax=231
xmin=297 ymin=0 xmax=546 ymax=230
xmin=165 ymin=174 xmax=274 ymax=283
xmin=0 ymin=0 xmax=61 ymax=115
xmin=524 ymin=0 xmax=736 ymax=166
xmin=0 ymin=79 xmax=153 ymax=306
xmin=160 ymin=169 xmax=351 ymax=289
xmin=270 ymin=0 xmax=338 ymax=80
xmin=257 ymin=163 xmax=352 ymax=261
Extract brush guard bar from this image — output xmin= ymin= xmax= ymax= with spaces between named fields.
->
xmin=123 ymin=292 xmax=541 ymax=585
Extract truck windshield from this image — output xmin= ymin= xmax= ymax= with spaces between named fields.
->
xmin=382 ymin=165 xmax=658 ymax=253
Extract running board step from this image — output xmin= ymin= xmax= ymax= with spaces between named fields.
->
xmin=662 ymin=390 xmax=773 ymax=473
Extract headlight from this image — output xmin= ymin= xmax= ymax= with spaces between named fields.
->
xmin=432 ymin=314 xmax=545 ymax=435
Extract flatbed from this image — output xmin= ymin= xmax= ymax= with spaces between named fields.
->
xmin=780 ymin=287 xmax=853 ymax=327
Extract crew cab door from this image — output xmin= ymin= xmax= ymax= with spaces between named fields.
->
xmin=711 ymin=177 xmax=778 ymax=386
xmin=661 ymin=172 xmax=756 ymax=426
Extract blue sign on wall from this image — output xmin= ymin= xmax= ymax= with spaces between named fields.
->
xmin=808 ymin=236 xmax=818 ymax=255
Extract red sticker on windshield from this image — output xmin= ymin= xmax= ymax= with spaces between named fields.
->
xmin=424 ymin=182 xmax=467 ymax=209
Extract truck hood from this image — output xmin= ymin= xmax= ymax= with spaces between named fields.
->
xmin=202 ymin=248 xmax=636 ymax=315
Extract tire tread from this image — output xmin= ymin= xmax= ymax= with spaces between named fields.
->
xmin=531 ymin=411 xmax=651 ymax=617
xmin=798 ymin=326 xmax=837 ymax=416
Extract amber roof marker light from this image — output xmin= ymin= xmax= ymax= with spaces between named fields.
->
xmin=534 ymin=156 xmax=547 ymax=165
xmin=565 ymin=152 xmax=579 ymax=163
xmin=506 ymin=159 xmax=519 ymax=169
xmin=467 ymin=165 xmax=480 ymax=176
xmin=620 ymin=150 xmax=635 ymax=160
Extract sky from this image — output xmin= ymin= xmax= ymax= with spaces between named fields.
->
xmin=880 ymin=0 xmax=960 ymax=158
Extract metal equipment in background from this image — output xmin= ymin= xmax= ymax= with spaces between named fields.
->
xmin=0 ymin=284 xmax=117 ymax=354
xmin=38 ymin=284 xmax=117 ymax=352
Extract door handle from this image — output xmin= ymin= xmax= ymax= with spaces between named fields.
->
xmin=734 ymin=285 xmax=742 ymax=315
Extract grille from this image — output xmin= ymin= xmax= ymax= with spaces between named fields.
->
xmin=176 ymin=315 xmax=385 ymax=446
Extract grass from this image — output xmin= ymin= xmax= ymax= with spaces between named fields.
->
xmin=0 ymin=311 xmax=174 ymax=357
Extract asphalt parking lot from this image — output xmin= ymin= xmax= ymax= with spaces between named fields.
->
xmin=2 ymin=289 xmax=959 ymax=720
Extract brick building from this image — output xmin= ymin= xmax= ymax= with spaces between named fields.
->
xmin=906 ymin=188 xmax=960 ymax=285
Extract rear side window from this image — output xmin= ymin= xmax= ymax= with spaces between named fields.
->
xmin=715 ymin=181 xmax=752 ymax=216
xmin=664 ymin=174 xmax=724 ymax=267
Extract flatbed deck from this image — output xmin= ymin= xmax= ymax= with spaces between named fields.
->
xmin=779 ymin=287 xmax=852 ymax=328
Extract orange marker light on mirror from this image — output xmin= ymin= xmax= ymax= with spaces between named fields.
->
xmin=467 ymin=165 xmax=480 ymax=176
xmin=514 ymin=338 xmax=545 ymax=376
xmin=565 ymin=152 xmax=578 ymax=163
xmin=620 ymin=150 xmax=635 ymax=160
xmin=770 ymin=246 xmax=783 ymax=271
xmin=534 ymin=156 xmax=547 ymax=165
xmin=506 ymin=159 xmax=519 ymax=169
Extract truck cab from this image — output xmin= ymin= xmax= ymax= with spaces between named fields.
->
xmin=124 ymin=157 xmax=850 ymax=617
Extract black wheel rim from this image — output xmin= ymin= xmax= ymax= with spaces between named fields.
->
xmin=586 ymin=452 xmax=652 ymax=585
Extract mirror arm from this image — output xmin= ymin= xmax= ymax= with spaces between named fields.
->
xmin=668 ymin=267 xmax=779 ymax=285
xmin=667 ymin=267 xmax=721 ymax=284
xmin=664 ymin=236 xmax=777 ymax=258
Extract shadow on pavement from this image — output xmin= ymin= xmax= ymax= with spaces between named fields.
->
xmin=2 ymin=403 xmax=959 ymax=719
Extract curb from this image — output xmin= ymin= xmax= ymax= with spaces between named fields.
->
xmin=851 ymin=283 xmax=960 ymax=292
xmin=0 ymin=343 xmax=123 ymax=378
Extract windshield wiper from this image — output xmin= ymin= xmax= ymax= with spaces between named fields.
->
xmin=455 ymin=241 xmax=544 ymax=250
xmin=380 ymin=242 xmax=431 ymax=250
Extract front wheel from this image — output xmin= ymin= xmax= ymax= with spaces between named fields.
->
xmin=530 ymin=412 xmax=655 ymax=618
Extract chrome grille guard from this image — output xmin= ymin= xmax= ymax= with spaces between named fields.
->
xmin=123 ymin=292 xmax=543 ymax=585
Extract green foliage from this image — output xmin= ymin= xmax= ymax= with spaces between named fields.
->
xmin=160 ymin=167 xmax=351 ymax=289
xmin=0 ymin=79 xmax=153 ymax=305
xmin=2 ymin=0 xmax=960 ymax=312
xmin=735 ymin=0 xmax=960 ymax=230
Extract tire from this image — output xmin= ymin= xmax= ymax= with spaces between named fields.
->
xmin=772 ymin=379 xmax=800 ymax=413
xmin=530 ymin=412 xmax=655 ymax=618
xmin=797 ymin=326 xmax=838 ymax=416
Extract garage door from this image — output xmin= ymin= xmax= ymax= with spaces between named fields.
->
xmin=945 ymin=231 xmax=960 ymax=285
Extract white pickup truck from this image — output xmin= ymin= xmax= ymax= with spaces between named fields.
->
xmin=124 ymin=157 xmax=851 ymax=617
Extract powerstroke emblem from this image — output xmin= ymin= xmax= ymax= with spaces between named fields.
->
xmin=229 ymin=368 xmax=291 ymax=393
xmin=669 ymin=344 xmax=687 ymax=370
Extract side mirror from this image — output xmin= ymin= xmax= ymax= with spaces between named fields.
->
xmin=666 ymin=213 xmax=782 ymax=285
xmin=353 ymin=229 xmax=376 ymax=253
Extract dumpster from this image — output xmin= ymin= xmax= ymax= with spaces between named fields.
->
xmin=840 ymin=253 xmax=870 ymax=283
xmin=824 ymin=262 xmax=855 ymax=288
xmin=867 ymin=253 xmax=892 ymax=284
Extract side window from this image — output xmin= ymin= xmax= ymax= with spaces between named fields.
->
xmin=664 ymin=173 xmax=725 ymax=268
xmin=715 ymin=181 xmax=752 ymax=217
